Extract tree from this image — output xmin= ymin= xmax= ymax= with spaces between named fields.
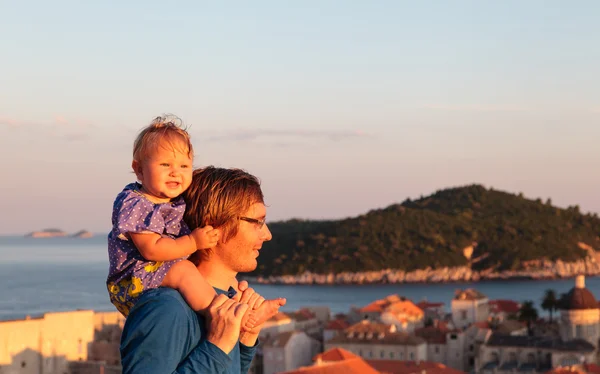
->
xmin=541 ymin=289 xmax=558 ymax=322
xmin=518 ymin=300 xmax=539 ymax=335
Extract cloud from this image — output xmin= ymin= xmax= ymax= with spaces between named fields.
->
xmin=0 ymin=116 xmax=39 ymax=128
xmin=204 ymin=128 xmax=371 ymax=143
xmin=421 ymin=104 xmax=532 ymax=113
xmin=0 ymin=114 xmax=95 ymax=141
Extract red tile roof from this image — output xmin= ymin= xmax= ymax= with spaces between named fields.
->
xmin=585 ymin=364 xmax=600 ymax=374
xmin=313 ymin=347 xmax=359 ymax=362
xmin=414 ymin=326 xmax=448 ymax=344
xmin=325 ymin=319 xmax=350 ymax=330
xmin=359 ymin=295 xmax=423 ymax=317
xmin=474 ymin=321 xmax=491 ymax=329
xmin=489 ymin=299 xmax=520 ymax=314
xmin=302 ymin=348 xmax=466 ymax=374
xmin=546 ymin=364 xmax=600 ymax=374
xmin=416 ymin=301 xmax=445 ymax=309
xmin=546 ymin=367 xmax=586 ymax=374
xmin=282 ymin=357 xmax=380 ymax=374
xmin=366 ymin=360 xmax=466 ymax=374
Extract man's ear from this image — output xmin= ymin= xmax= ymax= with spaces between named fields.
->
xmin=132 ymin=160 xmax=143 ymax=180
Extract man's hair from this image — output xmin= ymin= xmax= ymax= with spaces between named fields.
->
xmin=133 ymin=114 xmax=193 ymax=162
xmin=183 ymin=166 xmax=264 ymax=243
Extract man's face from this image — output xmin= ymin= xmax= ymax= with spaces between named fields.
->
xmin=217 ymin=202 xmax=272 ymax=273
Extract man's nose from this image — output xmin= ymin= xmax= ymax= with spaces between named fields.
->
xmin=261 ymin=224 xmax=272 ymax=241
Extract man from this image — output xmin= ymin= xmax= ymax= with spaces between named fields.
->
xmin=120 ymin=166 xmax=285 ymax=373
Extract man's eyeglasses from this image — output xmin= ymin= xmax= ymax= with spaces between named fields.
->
xmin=238 ymin=216 xmax=266 ymax=229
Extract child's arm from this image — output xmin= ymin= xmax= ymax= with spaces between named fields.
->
xmin=131 ymin=226 xmax=218 ymax=262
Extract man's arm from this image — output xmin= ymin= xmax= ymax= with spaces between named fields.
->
xmin=239 ymin=332 xmax=260 ymax=374
xmin=120 ymin=288 xmax=232 ymax=374
xmin=236 ymin=285 xmax=265 ymax=374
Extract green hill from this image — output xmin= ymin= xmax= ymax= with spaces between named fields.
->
xmin=252 ymin=185 xmax=600 ymax=277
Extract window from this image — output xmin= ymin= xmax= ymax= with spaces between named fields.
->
xmin=410 ymin=352 xmax=414 ymax=360
xmin=576 ymin=324 xmax=584 ymax=338
xmin=381 ymin=351 xmax=385 ymax=358
xmin=435 ymin=346 xmax=440 ymax=354
xmin=450 ymin=334 xmax=457 ymax=340
xmin=469 ymin=344 xmax=474 ymax=352
xmin=461 ymin=310 xmax=468 ymax=320
xmin=390 ymin=352 xmax=395 ymax=359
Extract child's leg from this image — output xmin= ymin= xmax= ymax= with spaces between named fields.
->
xmin=161 ymin=260 xmax=216 ymax=313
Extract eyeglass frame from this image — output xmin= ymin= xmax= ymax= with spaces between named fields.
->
xmin=238 ymin=216 xmax=266 ymax=229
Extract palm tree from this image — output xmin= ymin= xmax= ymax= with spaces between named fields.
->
xmin=518 ymin=300 xmax=539 ymax=336
xmin=541 ymin=289 xmax=558 ymax=322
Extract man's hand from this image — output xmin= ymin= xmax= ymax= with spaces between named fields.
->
xmin=205 ymin=294 xmax=248 ymax=354
xmin=237 ymin=286 xmax=267 ymax=346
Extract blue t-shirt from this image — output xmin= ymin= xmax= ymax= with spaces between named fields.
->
xmin=120 ymin=287 xmax=257 ymax=374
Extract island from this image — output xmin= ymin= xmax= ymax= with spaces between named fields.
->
xmin=71 ymin=230 xmax=94 ymax=238
xmin=25 ymin=229 xmax=94 ymax=238
xmin=248 ymin=184 xmax=600 ymax=284
xmin=25 ymin=229 xmax=68 ymax=238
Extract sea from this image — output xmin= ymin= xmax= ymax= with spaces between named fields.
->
xmin=1 ymin=235 xmax=599 ymax=321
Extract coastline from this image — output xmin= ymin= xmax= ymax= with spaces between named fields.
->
xmin=247 ymin=256 xmax=600 ymax=285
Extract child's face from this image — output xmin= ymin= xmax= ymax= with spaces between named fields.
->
xmin=133 ymin=139 xmax=193 ymax=204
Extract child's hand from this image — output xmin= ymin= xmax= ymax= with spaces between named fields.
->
xmin=191 ymin=226 xmax=219 ymax=249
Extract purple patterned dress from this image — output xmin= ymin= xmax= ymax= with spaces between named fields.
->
xmin=106 ymin=182 xmax=191 ymax=316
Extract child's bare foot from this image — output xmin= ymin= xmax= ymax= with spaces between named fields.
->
xmin=241 ymin=297 xmax=286 ymax=331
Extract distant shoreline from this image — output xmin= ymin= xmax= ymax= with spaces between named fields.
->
xmin=245 ymin=258 xmax=600 ymax=285
xmin=24 ymin=230 xmax=95 ymax=239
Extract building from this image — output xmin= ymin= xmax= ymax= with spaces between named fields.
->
xmin=0 ymin=310 xmax=124 ymax=374
xmin=262 ymin=330 xmax=321 ymax=374
xmin=417 ymin=301 xmax=446 ymax=322
xmin=288 ymin=309 xmax=320 ymax=337
xmin=350 ymin=294 xmax=425 ymax=332
xmin=559 ymin=275 xmax=600 ymax=347
xmin=415 ymin=323 xmax=450 ymax=365
xmin=494 ymin=320 xmax=527 ymax=336
xmin=463 ymin=322 xmax=492 ymax=372
xmin=451 ymin=289 xmax=489 ymax=330
xmin=323 ymin=318 xmax=351 ymax=342
xmin=380 ymin=298 xmax=425 ymax=332
xmin=260 ymin=312 xmax=295 ymax=340
xmin=350 ymin=294 xmax=408 ymax=322
xmin=300 ymin=306 xmax=331 ymax=325
xmin=324 ymin=320 xmax=427 ymax=362
xmin=488 ymin=299 xmax=520 ymax=323
xmin=477 ymin=333 xmax=596 ymax=373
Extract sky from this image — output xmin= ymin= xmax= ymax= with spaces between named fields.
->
xmin=1 ymin=1 xmax=599 ymax=235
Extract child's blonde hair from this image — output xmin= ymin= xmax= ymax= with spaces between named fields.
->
xmin=133 ymin=115 xmax=193 ymax=162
